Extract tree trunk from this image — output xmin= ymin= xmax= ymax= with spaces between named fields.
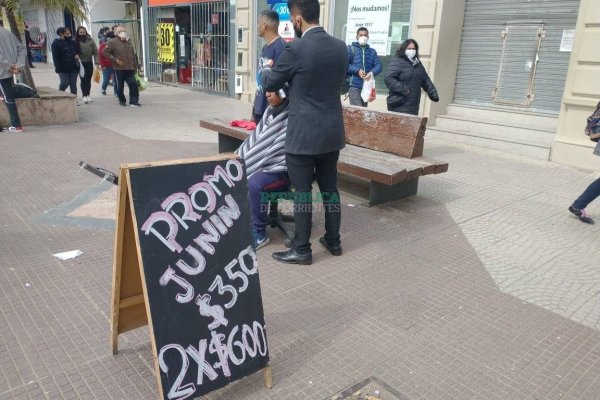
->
xmin=3 ymin=7 xmax=37 ymax=89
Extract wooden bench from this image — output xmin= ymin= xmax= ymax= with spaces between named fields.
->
xmin=200 ymin=106 xmax=448 ymax=206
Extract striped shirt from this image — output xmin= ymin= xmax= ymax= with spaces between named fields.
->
xmin=237 ymin=103 xmax=289 ymax=178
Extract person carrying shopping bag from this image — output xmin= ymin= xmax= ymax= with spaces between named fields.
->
xmin=103 ymin=26 xmax=141 ymax=107
xmin=75 ymin=26 xmax=99 ymax=104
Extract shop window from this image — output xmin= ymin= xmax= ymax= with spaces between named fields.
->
xmin=333 ymin=0 xmax=412 ymax=94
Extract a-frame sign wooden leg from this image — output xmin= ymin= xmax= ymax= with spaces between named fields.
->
xmin=110 ymin=166 xmax=148 ymax=354
xmin=263 ymin=366 xmax=273 ymax=389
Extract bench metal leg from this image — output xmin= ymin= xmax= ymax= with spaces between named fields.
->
xmin=368 ymin=178 xmax=419 ymax=206
xmin=218 ymin=133 xmax=243 ymax=153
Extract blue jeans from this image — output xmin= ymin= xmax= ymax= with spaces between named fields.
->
xmin=248 ymin=171 xmax=289 ymax=233
xmin=101 ymin=66 xmax=118 ymax=95
xmin=573 ymin=177 xmax=600 ymax=210
xmin=58 ymin=72 xmax=78 ymax=95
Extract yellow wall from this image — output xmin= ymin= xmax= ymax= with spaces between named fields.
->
xmin=552 ymin=0 xmax=600 ymax=170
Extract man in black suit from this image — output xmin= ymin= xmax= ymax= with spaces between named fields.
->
xmin=261 ymin=0 xmax=347 ymax=265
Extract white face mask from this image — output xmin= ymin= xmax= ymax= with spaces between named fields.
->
xmin=405 ymin=49 xmax=417 ymax=59
xmin=358 ymin=36 xmax=368 ymax=46
xmin=118 ymin=31 xmax=128 ymax=40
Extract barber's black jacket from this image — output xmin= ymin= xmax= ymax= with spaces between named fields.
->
xmin=262 ymin=27 xmax=347 ymax=156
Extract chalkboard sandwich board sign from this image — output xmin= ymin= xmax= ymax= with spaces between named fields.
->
xmin=110 ymin=154 xmax=272 ymax=399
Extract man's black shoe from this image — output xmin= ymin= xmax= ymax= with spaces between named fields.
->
xmin=119 ymin=101 xmax=126 ymax=106
xmin=272 ymin=249 xmax=312 ymax=265
xmin=319 ymin=237 xmax=342 ymax=256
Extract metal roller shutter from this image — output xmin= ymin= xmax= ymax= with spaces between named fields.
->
xmin=453 ymin=0 xmax=580 ymax=114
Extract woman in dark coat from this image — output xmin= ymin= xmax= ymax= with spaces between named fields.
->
xmin=51 ymin=27 xmax=80 ymax=96
xmin=384 ymin=39 xmax=439 ymax=115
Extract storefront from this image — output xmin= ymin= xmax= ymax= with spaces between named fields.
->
xmin=143 ymin=0 xmax=235 ymax=96
xmin=331 ymin=0 xmax=413 ymax=93
xmin=452 ymin=0 xmax=580 ymax=114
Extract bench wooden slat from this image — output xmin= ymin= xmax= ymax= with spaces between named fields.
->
xmin=200 ymin=119 xmax=249 ymax=141
xmin=343 ymin=106 xmax=428 ymax=158
xmin=410 ymin=157 xmax=449 ymax=174
xmin=340 ymin=145 xmax=419 ymax=185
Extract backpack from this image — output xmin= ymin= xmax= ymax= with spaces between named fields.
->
xmin=585 ymin=101 xmax=600 ymax=142
xmin=341 ymin=45 xmax=358 ymax=96
xmin=13 ymin=82 xmax=38 ymax=99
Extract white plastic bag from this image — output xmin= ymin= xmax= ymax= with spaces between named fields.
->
xmin=361 ymin=77 xmax=376 ymax=103
xmin=79 ymin=62 xmax=85 ymax=78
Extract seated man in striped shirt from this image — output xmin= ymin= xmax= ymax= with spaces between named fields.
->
xmin=237 ymin=86 xmax=290 ymax=249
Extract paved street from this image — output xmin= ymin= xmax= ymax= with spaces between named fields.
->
xmin=1 ymin=64 xmax=600 ymax=400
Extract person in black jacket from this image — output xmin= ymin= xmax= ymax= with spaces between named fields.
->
xmin=24 ymin=25 xmax=35 ymax=68
xmin=261 ymin=0 xmax=347 ymax=265
xmin=384 ymin=39 xmax=439 ymax=115
xmin=51 ymin=27 xmax=80 ymax=96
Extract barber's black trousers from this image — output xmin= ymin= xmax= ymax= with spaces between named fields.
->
xmin=285 ymin=151 xmax=341 ymax=254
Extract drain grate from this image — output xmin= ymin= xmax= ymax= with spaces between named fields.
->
xmin=327 ymin=376 xmax=410 ymax=400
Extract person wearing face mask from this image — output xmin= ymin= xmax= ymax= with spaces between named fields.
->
xmin=384 ymin=38 xmax=439 ymax=115
xmin=103 ymin=27 xmax=141 ymax=107
xmin=252 ymin=9 xmax=285 ymax=123
xmin=75 ymin=26 xmax=99 ymax=104
xmin=347 ymin=27 xmax=382 ymax=107
xmin=261 ymin=0 xmax=347 ymax=265
xmin=51 ymin=27 xmax=80 ymax=97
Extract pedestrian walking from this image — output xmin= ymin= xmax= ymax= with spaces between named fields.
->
xmin=252 ymin=9 xmax=285 ymax=123
xmin=75 ymin=26 xmax=99 ymax=104
xmin=103 ymin=26 xmax=141 ymax=107
xmin=384 ymin=38 xmax=439 ymax=115
xmin=98 ymin=31 xmax=118 ymax=96
xmin=0 ymin=26 xmax=26 ymax=132
xmin=262 ymin=0 xmax=347 ymax=265
xmin=347 ymin=27 xmax=382 ymax=107
xmin=568 ymin=100 xmax=600 ymax=225
xmin=51 ymin=27 xmax=80 ymax=97
xmin=97 ymin=27 xmax=110 ymax=44
xmin=24 ymin=25 xmax=35 ymax=68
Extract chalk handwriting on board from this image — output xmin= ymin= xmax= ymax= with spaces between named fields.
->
xmin=159 ymin=321 xmax=268 ymax=399
xmin=196 ymin=294 xmax=228 ymax=330
xmin=141 ymin=159 xmax=244 ymax=254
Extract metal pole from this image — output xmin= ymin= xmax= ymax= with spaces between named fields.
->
xmin=140 ymin=5 xmax=148 ymax=79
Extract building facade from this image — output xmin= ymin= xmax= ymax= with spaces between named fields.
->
xmin=141 ymin=0 xmax=236 ymax=96
xmin=235 ymin=0 xmax=599 ymax=170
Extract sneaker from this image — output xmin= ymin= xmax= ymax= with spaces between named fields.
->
xmin=568 ymin=205 xmax=595 ymax=224
xmin=87 ymin=96 xmax=93 ymax=102
xmin=253 ymin=230 xmax=270 ymax=250
xmin=119 ymin=101 xmax=126 ymax=107
xmin=101 ymin=90 xmax=106 ymax=95
xmin=83 ymin=96 xmax=89 ymax=104
xmin=130 ymin=103 xmax=141 ymax=107
xmin=3 ymin=126 xmax=24 ymax=133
